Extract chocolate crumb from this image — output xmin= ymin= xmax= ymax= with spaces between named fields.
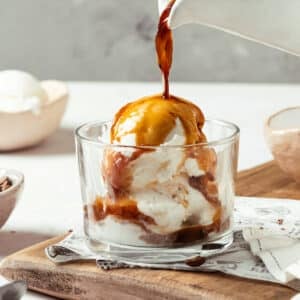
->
xmin=186 ymin=256 xmax=206 ymax=267
xmin=277 ymin=219 xmax=284 ymax=225
xmin=0 ymin=176 xmax=12 ymax=192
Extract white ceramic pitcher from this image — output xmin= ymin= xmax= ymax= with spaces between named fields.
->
xmin=159 ymin=0 xmax=300 ymax=56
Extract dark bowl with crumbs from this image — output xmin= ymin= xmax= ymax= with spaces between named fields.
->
xmin=0 ymin=169 xmax=24 ymax=228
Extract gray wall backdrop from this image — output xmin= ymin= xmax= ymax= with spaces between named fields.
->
xmin=1 ymin=0 xmax=300 ymax=82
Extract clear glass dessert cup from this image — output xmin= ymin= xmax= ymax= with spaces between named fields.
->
xmin=76 ymin=120 xmax=239 ymax=263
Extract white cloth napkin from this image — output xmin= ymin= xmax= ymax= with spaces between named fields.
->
xmin=244 ymin=228 xmax=300 ymax=283
xmin=46 ymin=197 xmax=300 ymax=292
xmin=235 ymin=197 xmax=300 ymax=285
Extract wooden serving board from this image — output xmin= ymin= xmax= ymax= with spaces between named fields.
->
xmin=1 ymin=161 xmax=300 ymax=300
xmin=236 ymin=161 xmax=300 ymax=199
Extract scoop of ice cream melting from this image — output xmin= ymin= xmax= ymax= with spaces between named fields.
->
xmin=99 ymin=95 xmax=220 ymax=237
xmin=111 ymin=94 xmax=207 ymax=146
xmin=0 ymin=70 xmax=48 ymax=113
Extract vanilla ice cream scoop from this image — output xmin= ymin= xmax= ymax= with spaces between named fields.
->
xmin=0 ymin=71 xmax=68 ymax=151
xmin=0 ymin=70 xmax=48 ymax=113
xmin=98 ymin=94 xmax=221 ymax=239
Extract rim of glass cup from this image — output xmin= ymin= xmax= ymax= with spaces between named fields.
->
xmin=75 ymin=119 xmax=240 ymax=149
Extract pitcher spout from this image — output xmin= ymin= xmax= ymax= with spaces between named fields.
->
xmin=159 ymin=0 xmax=300 ymax=56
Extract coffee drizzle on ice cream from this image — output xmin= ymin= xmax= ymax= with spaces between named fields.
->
xmin=111 ymin=0 xmax=206 ymax=147
xmin=156 ymin=0 xmax=176 ymax=99
xmin=93 ymin=197 xmax=155 ymax=231
xmin=111 ymin=95 xmax=207 ymax=146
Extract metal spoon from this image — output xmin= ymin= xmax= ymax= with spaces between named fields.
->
xmin=0 ymin=281 xmax=27 ymax=300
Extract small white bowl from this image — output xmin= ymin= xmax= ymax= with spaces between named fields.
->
xmin=0 ymin=169 xmax=24 ymax=228
xmin=265 ymin=107 xmax=300 ymax=183
xmin=0 ymin=80 xmax=68 ymax=151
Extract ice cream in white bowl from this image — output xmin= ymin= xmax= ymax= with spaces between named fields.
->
xmin=0 ymin=70 xmax=68 ymax=151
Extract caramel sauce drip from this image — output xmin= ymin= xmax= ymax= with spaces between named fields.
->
xmin=189 ymin=174 xmax=219 ymax=206
xmin=189 ymin=173 xmax=222 ymax=231
xmin=156 ymin=0 xmax=176 ymax=99
xmin=111 ymin=1 xmax=207 ymax=147
xmin=111 ymin=95 xmax=206 ymax=146
xmin=91 ymin=196 xmax=227 ymax=246
xmin=102 ymin=149 xmax=144 ymax=198
xmin=187 ymin=146 xmax=217 ymax=174
xmin=140 ymin=215 xmax=229 ymax=246
xmin=93 ymin=196 xmax=155 ymax=230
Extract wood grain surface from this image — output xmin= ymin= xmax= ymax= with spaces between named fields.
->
xmin=1 ymin=161 xmax=299 ymax=300
xmin=236 ymin=161 xmax=300 ymax=199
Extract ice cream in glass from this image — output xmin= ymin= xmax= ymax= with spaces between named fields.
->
xmin=76 ymin=0 xmax=239 ymax=255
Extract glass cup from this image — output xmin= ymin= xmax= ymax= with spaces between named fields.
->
xmin=76 ymin=120 xmax=239 ymax=263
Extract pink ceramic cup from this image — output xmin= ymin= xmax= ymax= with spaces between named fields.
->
xmin=265 ymin=107 xmax=300 ymax=183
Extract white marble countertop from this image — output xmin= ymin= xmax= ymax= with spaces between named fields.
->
xmin=1 ymin=82 xmax=300 ymax=299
